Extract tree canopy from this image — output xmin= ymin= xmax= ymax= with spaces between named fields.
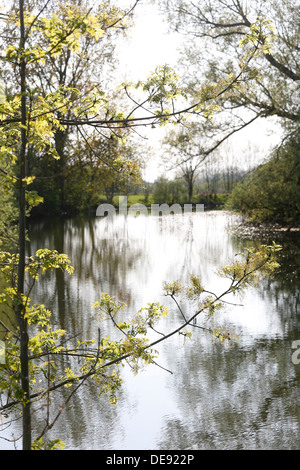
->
xmin=161 ymin=0 xmax=300 ymax=145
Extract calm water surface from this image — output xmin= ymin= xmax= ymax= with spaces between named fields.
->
xmin=4 ymin=211 xmax=300 ymax=449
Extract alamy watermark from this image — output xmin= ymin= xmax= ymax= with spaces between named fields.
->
xmin=291 ymin=340 xmax=300 ymax=365
xmin=96 ymin=196 xmax=204 ymax=218
xmin=0 ymin=340 xmax=5 ymax=365
xmin=95 ymin=196 xmax=205 ymax=240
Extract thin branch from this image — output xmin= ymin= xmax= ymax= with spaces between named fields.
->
xmin=25 ymin=0 xmax=52 ymax=42
xmin=151 ymin=360 xmax=173 ymax=375
xmin=105 ymin=0 xmax=141 ymax=31
xmin=77 ymin=126 xmax=123 ymax=174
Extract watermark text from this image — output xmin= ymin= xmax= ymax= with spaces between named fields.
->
xmin=0 ymin=340 xmax=5 ymax=364
xmin=291 ymin=340 xmax=300 ymax=365
xmin=96 ymin=196 xmax=204 ymax=218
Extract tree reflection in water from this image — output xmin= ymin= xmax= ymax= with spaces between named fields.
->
xmin=26 ymin=211 xmax=300 ymax=450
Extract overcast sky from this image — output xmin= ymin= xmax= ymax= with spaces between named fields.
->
xmin=117 ymin=0 xmax=180 ymax=81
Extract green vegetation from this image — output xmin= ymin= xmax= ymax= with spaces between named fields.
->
xmin=102 ymin=189 xmax=229 ymax=210
xmin=226 ymin=130 xmax=300 ymax=226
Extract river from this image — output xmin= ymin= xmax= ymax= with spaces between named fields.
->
xmin=2 ymin=210 xmax=300 ymax=449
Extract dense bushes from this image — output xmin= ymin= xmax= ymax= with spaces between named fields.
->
xmin=226 ymin=132 xmax=300 ymax=226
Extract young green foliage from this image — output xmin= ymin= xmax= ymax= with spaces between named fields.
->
xmin=163 ymin=243 xmax=281 ymax=345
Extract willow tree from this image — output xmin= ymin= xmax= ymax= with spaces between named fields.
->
xmin=161 ymin=0 xmax=300 ymax=146
xmin=0 ymin=0 xmax=280 ymax=450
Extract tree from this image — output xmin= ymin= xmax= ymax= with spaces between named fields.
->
xmin=2 ymin=0 xmax=138 ymax=214
xmin=152 ymin=175 xmax=186 ymax=204
xmin=163 ymin=123 xmax=209 ymax=202
xmin=29 ymin=128 xmax=142 ymax=214
xmin=75 ymin=132 xmax=142 ymax=205
xmin=0 ymin=0 xmax=145 ymax=450
xmin=0 ymin=1 xmax=279 ymax=449
xmin=160 ymin=0 xmax=300 ymax=146
xmin=226 ymin=128 xmax=300 ymax=225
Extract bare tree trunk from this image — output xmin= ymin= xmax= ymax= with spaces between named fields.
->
xmin=188 ymin=180 xmax=193 ymax=203
xmin=185 ymin=169 xmax=195 ymax=203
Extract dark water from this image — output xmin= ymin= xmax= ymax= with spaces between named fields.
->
xmin=3 ymin=211 xmax=300 ymax=449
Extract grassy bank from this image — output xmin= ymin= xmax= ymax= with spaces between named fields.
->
xmin=99 ymin=193 xmax=229 ymax=210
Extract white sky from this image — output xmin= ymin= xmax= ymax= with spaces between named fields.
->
xmin=115 ymin=0 xmax=283 ymax=182
xmin=116 ymin=0 xmax=180 ymax=81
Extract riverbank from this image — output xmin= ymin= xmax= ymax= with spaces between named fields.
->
xmin=29 ymin=193 xmax=228 ymax=219
xmin=229 ymin=217 xmax=300 ymax=240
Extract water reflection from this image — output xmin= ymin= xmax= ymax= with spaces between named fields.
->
xmin=10 ymin=212 xmax=300 ymax=449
